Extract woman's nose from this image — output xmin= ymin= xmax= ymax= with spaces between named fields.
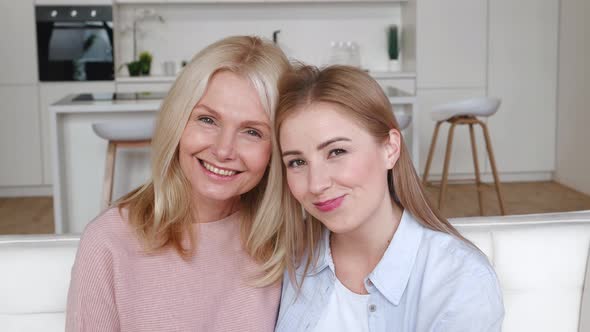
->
xmin=212 ymin=130 xmax=236 ymax=161
xmin=308 ymin=163 xmax=331 ymax=195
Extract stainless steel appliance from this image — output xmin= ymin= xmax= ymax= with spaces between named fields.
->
xmin=36 ymin=5 xmax=114 ymax=81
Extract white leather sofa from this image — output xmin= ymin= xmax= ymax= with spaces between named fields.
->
xmin=1 ymin=210 xmax=589 ymax=332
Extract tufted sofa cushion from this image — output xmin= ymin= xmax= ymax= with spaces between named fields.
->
xmin=0 ymin=235 xmax=79 ymax=331
xmin=0 ymin=211 xmax=589 ymax=332
xmin=452 ymin=210 xmax=590 ymax=332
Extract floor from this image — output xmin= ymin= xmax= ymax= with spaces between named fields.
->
xmin=426 ymin=181 xmax=590 ymax=217
xmin=1 ymin=181 xmax=590 ymax=235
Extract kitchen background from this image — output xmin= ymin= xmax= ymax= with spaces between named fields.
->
xmin=1 ymin=0 xmax=589 ymax=234
xmin=116 ymin=3 xmax=405 ymax=72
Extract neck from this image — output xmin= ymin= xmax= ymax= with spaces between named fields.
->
xmin=192 ymin=196 xmax=240 ymax=223
xmin=331 ymin=197 xmax=403 ymax=271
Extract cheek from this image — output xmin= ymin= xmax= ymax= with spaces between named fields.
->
xmin=286 ymin=172 xmax=307 ymax=201
xmin=241 ymin=141 xmax=272 ymax=172
xmin=178 ymin=131 xmax=194 ymax=165
xmin=338 ymin=152 xmax=386 ymax=186
xmin=179 ymin=126 xmax=206 ymax=154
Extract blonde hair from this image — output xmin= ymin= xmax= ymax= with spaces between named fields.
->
xmin=117 ymin=36 xmax=290 ymax=285
xmin=275 ymin=65 xmax=471 ymax=286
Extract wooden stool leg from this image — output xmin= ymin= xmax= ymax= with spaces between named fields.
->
xmin=469 ymin=123 xmax=484 ymax=216
xmin=102 ymin=142 xmax=116 ymax=210
xmin=478 ymin=121 xmax=506 ymax=215
xmin=423 ymin=121 xmax=443 ymax=186
xmin=439 ymin=122 xmax=457 ymax=211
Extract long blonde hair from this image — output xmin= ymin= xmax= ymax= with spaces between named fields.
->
xmin=117 ymin=36 xmax=290 ymax=285
xmin=275 ymin=65 xmax=470 ymax=285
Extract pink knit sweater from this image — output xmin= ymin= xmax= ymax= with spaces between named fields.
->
xmin=66 ymin=208 xmax=280 ymax=331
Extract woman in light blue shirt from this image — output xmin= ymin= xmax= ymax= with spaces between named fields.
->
xmin=274 ymin=65 xmax=504 ymax=332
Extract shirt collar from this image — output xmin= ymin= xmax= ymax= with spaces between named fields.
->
xmin=368 ymin=210 xmax=424 ymax=305
xmin=295 ymin=228 xmax=331 ymax=276
xmin=295 ymin=210 xmax=425 ymax=306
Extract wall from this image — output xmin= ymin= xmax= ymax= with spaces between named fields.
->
xmin=115 ymin=2 xmax=403 ymax=75
xmin=555 ymin=0 xmax=590 ymax=195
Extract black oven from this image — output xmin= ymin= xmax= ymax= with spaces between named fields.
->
xmin=36 ymin=6 xmax=114 ymax=81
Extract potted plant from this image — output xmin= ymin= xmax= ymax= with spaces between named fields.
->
xmin=388 ymin=25 xmax=401 ymax=72
xmin=126 ymin=61 xmax=142 ymax=76
xmin=138 ymin=51 xmax=152 ymax=75
xmin=123 ymin=51 xmax=153 ymax=76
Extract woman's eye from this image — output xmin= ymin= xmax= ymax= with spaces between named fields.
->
xmin=328 ymin=148 xmax=346 ymax=157
xmin=198 ymin=116 xmax=215 ymax=125
xmin=287 ymin=159 xmax=306 ymax=168
xmin=245 ymin=129 xmax=262 ymax=138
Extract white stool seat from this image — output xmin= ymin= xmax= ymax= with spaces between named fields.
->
xmin=92 ymin=119 xmax=155 ymax=142
xmin=92 ymin=118 xmax=155 ymax=209
xmin=394 ymin=111 xmax=412 ymax=130
xmin=430 ymin=97 xmax=501 ymax=122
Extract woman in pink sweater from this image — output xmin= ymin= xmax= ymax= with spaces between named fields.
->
xmin=65 ymin=36 xmax=290 ymax=331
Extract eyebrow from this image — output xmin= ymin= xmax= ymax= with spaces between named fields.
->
xmin=282 ymin=137 xmax=351 ymax=157
xmin=194 ymin=104 xmax=270 ymax=129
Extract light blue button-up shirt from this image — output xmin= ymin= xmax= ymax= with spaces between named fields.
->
xmin=275 ymin=211 xmax=504 ymax=332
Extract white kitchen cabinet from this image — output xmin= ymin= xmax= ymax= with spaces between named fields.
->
xmin=114 ymin=0 xmax=165 ymax=3
xmin=265 ymin=0 xmax=404 ymax=2
xmin=416 ymin=0 xmax=487 ymax=89
xmin=115 ymin=0 xmax=404 ymax=3
xmin=39 ymin=82 xmax=116 ymax=185
xmin=486 ymin=0 xmax=559 ymax=174
xmin=0 ymin=85 xmax=43 ymax=186
xmin=0 ymin=0 xmax=38 ymax=84
xmin=417 ymin=88 xmax=488 ymax=179
xmin=34 ymin=0 xmax=113 ymax=4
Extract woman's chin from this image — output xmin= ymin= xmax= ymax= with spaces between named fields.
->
xmin=193 ymin=188 xmax=241 ymax=206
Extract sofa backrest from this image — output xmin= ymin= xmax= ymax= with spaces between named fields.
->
xmin=0 ymin=211 xmax=589 ymax=332
xmin=452 ymin=210 xmax=590 ymax=332
xmin=0 ymin=235 xmax=79 ymax=332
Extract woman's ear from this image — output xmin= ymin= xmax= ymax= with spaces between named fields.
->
xmin=383 ymin=129 xmax=401 ymax=170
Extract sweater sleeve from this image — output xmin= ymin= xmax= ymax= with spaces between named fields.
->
xmin=65 ymin=222 xmax=120 ymax=332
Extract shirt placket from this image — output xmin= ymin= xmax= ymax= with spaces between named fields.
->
xmin=366 ymin=278 xmax=387 ymax=332
xmin=303 ymin=270 xmax=335 ymax=331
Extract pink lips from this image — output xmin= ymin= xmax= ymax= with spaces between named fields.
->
xmin=313 ymin=195 xmax=345 ymax=212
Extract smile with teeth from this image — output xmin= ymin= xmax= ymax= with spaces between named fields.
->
xmin=200 ymin=160 xmax=239 ymax=177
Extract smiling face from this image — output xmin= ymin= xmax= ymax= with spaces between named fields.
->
xmin=179 ymin=71 xmax=272 ymax=212
xmin=280 ymin=102 xmax=400 ymax=235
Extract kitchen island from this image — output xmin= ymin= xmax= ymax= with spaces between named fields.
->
xmin=49 ymin=93 xmax=161 ymax=234
xmin=49 ymin=88 xmax=417 ymax=234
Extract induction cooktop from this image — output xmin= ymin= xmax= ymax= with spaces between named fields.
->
xmin=72 ymin=92 xmax=167 ymax=102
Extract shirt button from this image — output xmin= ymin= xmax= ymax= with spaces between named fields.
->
xmin=369 ymin=304 xmax=377 ymax=312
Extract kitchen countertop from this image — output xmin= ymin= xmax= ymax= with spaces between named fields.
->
xmin=51 ymin=93 xmax=163 ymax=114
xmin=115 ymin=70 xmax=417 ymax=84
xmin=52 ymin=86 xmax=415 ymax=115
xmin=384 ymin=86 xmax=416 ymax=104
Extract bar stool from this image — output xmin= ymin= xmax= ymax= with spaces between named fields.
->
xmin=422 ymin=97 xmax=505 ymax=215
xmin=92 ymin=118 xmax=155 ymax=209
xmin=395 ymin=110 xmax=412 ymax=131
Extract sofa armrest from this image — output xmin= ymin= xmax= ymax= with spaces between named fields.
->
xmin=580 ymin=247 xmax=590 ymax=332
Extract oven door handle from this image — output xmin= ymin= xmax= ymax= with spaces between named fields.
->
xmin=53 ymin=22 xmax=110 ymax=29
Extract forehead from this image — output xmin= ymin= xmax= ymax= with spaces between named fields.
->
xmin=280 ymin=103 xmax=367 ymax=145
xmin=195 ymin=71 xmax=269 ymax=123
